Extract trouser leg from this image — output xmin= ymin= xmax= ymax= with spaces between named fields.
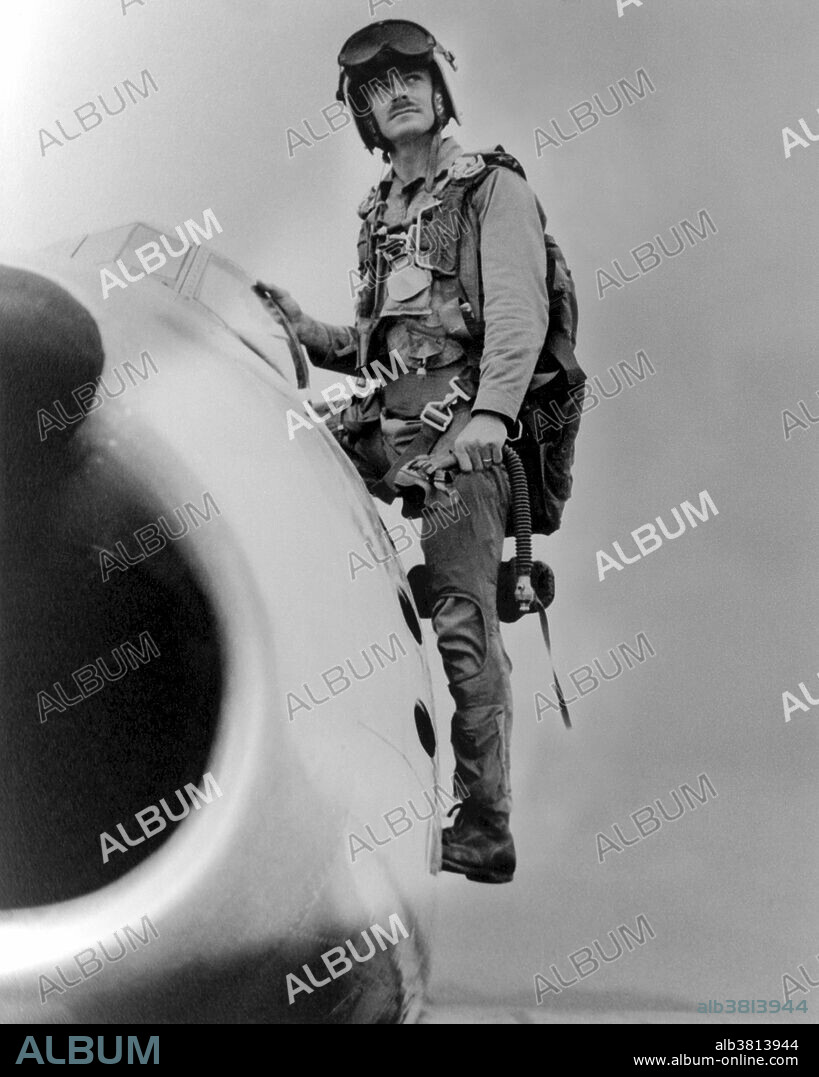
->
xmin=326 ymin=413 xmax=514 ymax=816
xmin=420 ymin=467 xmax=513 ymax=820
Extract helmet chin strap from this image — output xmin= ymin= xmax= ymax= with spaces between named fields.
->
xmin=424 ymin=129 xmax=442 ymax=193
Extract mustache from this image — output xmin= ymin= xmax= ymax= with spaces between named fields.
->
xmin=389 ymin=104 xmax=421 ymax=118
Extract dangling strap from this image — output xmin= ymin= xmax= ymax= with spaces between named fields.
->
xmin=537 ymin=605 xmax=571 ymax=729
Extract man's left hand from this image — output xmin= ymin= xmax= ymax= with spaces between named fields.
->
xmin=453 ymin=413 xmax=507 ymax=473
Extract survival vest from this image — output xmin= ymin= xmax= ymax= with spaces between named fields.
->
xmin=355 ymin=147 xmax=586 ymax=535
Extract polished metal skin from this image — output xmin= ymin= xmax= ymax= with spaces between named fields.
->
xmin=0 ymin=226 xmax=440 ymax=1024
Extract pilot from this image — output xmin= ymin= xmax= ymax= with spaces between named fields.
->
xmin=258 ymin=19 xmax=560 ymax=884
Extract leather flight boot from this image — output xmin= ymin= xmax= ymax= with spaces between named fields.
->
xmin=441 ymin=804 xmax=516 ymax=884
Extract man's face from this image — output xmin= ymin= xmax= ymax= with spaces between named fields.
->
xmin=367 ymin=67 xmax=436 ymax=145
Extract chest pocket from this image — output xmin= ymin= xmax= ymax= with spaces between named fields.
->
xmin=385 ymin=302 xmax=472 ymax=375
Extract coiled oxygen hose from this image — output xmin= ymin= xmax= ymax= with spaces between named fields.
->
xmin=502 ymin=444 xmax=535 ymax=609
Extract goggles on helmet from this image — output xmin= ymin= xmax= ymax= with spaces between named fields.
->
xmin=338 ymin=19 xmax=457 ymax=71
xmin=337 ymin=19 xmax=456 ymax=88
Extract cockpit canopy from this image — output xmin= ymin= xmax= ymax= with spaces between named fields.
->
xmin=64 ymin=225 xmax=309 ymax=389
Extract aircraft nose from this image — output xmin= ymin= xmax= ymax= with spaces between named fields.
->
xmin=0 ymin=266 xmax=104 ymax=477
xmin=0 ymin=266 xmax=224 ymax=912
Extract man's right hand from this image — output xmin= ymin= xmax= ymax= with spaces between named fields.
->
xmin=253 ymin=281 xmax=305 ymax=332
xmin=254 ymin=281 xmax=334 ymax=355
xmin=254 ymin=279 xmax=352 ymax=364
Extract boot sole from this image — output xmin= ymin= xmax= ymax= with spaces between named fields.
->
xmin=465 ymin=870 xmax=514 ymax=884
xmin=441 ymin=859 xmax=514 ymax=884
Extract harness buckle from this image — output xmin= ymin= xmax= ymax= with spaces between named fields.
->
xmin=419 ymin=376 xmax=472 ymax=432
xmin=420 ymin=400 xmax=453 ymax=432
xmin=412 ymin=201 xmax=442 ymax=272
xmin=378 ymin=229 xmax=413 ymax=268
xmin=507 ymin=418 xmax=524 ymax=443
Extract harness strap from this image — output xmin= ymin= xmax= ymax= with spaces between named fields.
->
xmin=370 ymin=395 xmax=472 ymax=501
xmin=424 ymin=131 xmax=442 ymax=193
xmin=537 ymin=605 xmax=572 ymax=729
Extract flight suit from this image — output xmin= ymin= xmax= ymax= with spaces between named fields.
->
xmin=302 ymin=137 xmax=549 ymax=826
